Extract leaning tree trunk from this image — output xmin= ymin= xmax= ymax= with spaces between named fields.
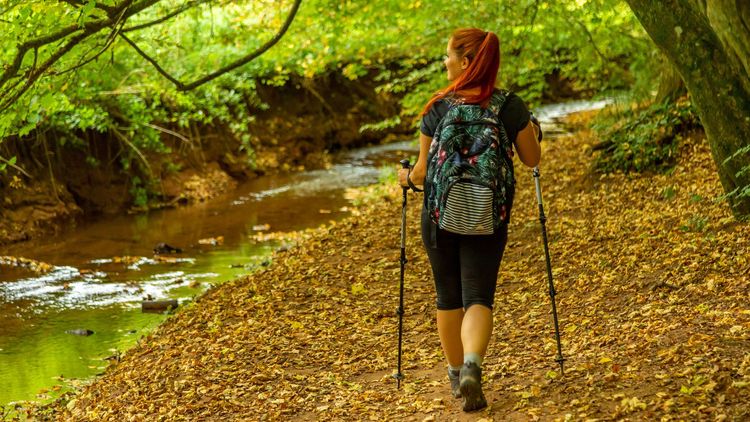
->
xmin=625 ymin=0 xmax=750 ymax=217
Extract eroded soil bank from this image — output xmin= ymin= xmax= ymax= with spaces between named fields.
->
xmin=25 ymin=112 xmax=750 ymax=421
xmin=0 ymin=72 xmax=411 ymax=246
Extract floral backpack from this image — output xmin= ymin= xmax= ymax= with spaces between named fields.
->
xmin=425 ymin=89 xmax=515 ymax=235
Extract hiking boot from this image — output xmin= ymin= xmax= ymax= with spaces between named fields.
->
xmin=448 ymin=368 xmax=461 ymax=398
xmin=459 ymin=362 xmax=487 ymax=412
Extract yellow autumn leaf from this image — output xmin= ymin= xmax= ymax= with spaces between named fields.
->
xmin=351 ymin=282 xmax=366 ymax=295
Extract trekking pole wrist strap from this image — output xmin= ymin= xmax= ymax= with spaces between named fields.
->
xmin=407 ymin=167 xmax=423 ymax=193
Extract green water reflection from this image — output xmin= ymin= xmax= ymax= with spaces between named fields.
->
xmin=1 ymin=305 xmax=167 ymax=404
xmin=0 ymin=242 xmax=278 ymax=406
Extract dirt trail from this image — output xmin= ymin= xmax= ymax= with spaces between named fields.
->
xmin=34 ymin=113 xmax=750 ymax=421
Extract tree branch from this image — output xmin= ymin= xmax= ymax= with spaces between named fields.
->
xmin=118 ymin=33 xmax=186 ymax=89
xmin=30 ymin=47 xmax=38 ymax=76
xmin=55 ymin=7 xmax=130 ymax=76
xmin=0 ymin=31 xmax=90 ymax=112
xmin=144 ymin=122 xmax=194 ymax=146
xmin=0 ymin=0 xmax=299 ymax=115
xmin=515 ymin=0 xmax=541 ymax=58
xmin=111 ymin=125 xmax=153 ymax=176
xmin=573 ymin=18 xmax=610 ymax=63
xmin=0 ymin=155 xmax=32 ymax=178
xmin=123 ymin=0 xmax=212 ymax=32
xmin=0 ymin=5 xmax=115 ymax=88
xmin=0 ymin=0 xmax=162 ymax=106
xmin=121 ymin=0 xmax=303 ymax=91
xmin=183 ymin=0 xmax=302 ymax=90
xmin=0 ymin=25 xmax=80 ymax=88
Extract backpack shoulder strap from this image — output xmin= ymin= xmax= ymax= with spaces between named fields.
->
xmin=433 ymin=96 xmax=465 ymax=138
xmin=488 ymin=89 xmax=511 ymax=117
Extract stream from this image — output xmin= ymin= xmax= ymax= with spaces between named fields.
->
xmin=0 ymin=99 xmax=608 ymax=406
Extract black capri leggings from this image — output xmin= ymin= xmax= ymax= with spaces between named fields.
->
xmin=421 ymin=210 xmax=509 ymax=310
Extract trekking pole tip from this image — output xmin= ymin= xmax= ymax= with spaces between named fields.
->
xmin=393 ymin=372 xmax=404 ymax=389
xmin=556 ymin=356 xmax=566 ymax=376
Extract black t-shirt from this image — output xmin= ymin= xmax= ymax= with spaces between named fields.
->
xmin=420 ymin=91 xmax=530 ymax=143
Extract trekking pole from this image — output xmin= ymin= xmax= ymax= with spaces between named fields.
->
xmin=533 ymin=166 xmax=565 ymax=376
xmin=393 ymin=159 xmax=410 ymax=389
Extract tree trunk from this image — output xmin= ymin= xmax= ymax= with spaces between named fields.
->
xmin=625 ymin=0 xmax=750 ymax=217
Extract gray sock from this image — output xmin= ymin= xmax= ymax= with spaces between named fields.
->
xmin=464 ymin=352 xmax=483 ymax=367
xmin=448 ymin=365 xmax=461 ymax=378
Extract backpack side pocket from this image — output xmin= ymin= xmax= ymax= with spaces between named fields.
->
xmin=439 ymin=178 xmax=495 ymax=235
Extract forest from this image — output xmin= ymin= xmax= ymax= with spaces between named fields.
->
xmin=1 ymin=1 xmax=748 ymax=222
xmin=0 ymin=0 xmax=748 ymax=420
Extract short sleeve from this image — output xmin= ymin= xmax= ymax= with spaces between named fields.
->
xmin=499 ymin=93 xmax=530 ymax=143
xmin=420 ymin=100 xmax=450 ymax=137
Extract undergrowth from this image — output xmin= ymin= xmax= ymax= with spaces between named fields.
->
xmin=592 ymin=96 xmax=701 ymax=173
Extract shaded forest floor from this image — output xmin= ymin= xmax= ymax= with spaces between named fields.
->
xmin=31 ymin=112 xmax=750 ymax=421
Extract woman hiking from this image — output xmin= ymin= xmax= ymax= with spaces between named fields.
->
xmin=398 ymin=28 xmax=541 ymax=411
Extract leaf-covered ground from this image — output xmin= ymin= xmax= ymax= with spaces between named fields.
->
xmin=33 ymin=113 xmax=750 ymax=421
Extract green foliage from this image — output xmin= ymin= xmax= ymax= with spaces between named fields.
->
xmin=163 ymin=161 xmax=182 ymax=174
xmin=377 ymin=165 xmax=397 ymax=185
xmin=661 ymin=185 xmax=677 ymax=200
xmin=0 ymin=155 xmax=17 ymax=173
xmin=0 ymin=0 xmax=659 ymax=208
xmin=359 ymin=116 xmax=402 ymax=134
xmin=129 ymin=176 xmax=149 ymax=208
xmin=592 ymin=97 xmax=701 ymax=173
xmin=0 ymin=0 xmax=655 ymax=139
xmin=680 ymin=215 xmax=708 ymax=233
xmin=85 ymin=155 xmax=100 ymax=168
xmin=382 ymin=0 xmax=654 ymax=116
xmin=719 ymin=140 xmax=750 ymax=206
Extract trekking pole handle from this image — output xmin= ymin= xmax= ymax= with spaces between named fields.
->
xmin=533 ymin=167 xmax=543 ymax=206
xmin=399 ymin=159 xmax=409 ymax=248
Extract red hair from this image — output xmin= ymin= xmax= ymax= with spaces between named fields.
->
xmin=421 ymin=28 xmax=501 ymax=116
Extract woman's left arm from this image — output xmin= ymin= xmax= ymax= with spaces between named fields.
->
xmin=514 ymin=121 xmax=541 ymax=168
xmin=399 ymin=132 xmax=432 ymax=187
